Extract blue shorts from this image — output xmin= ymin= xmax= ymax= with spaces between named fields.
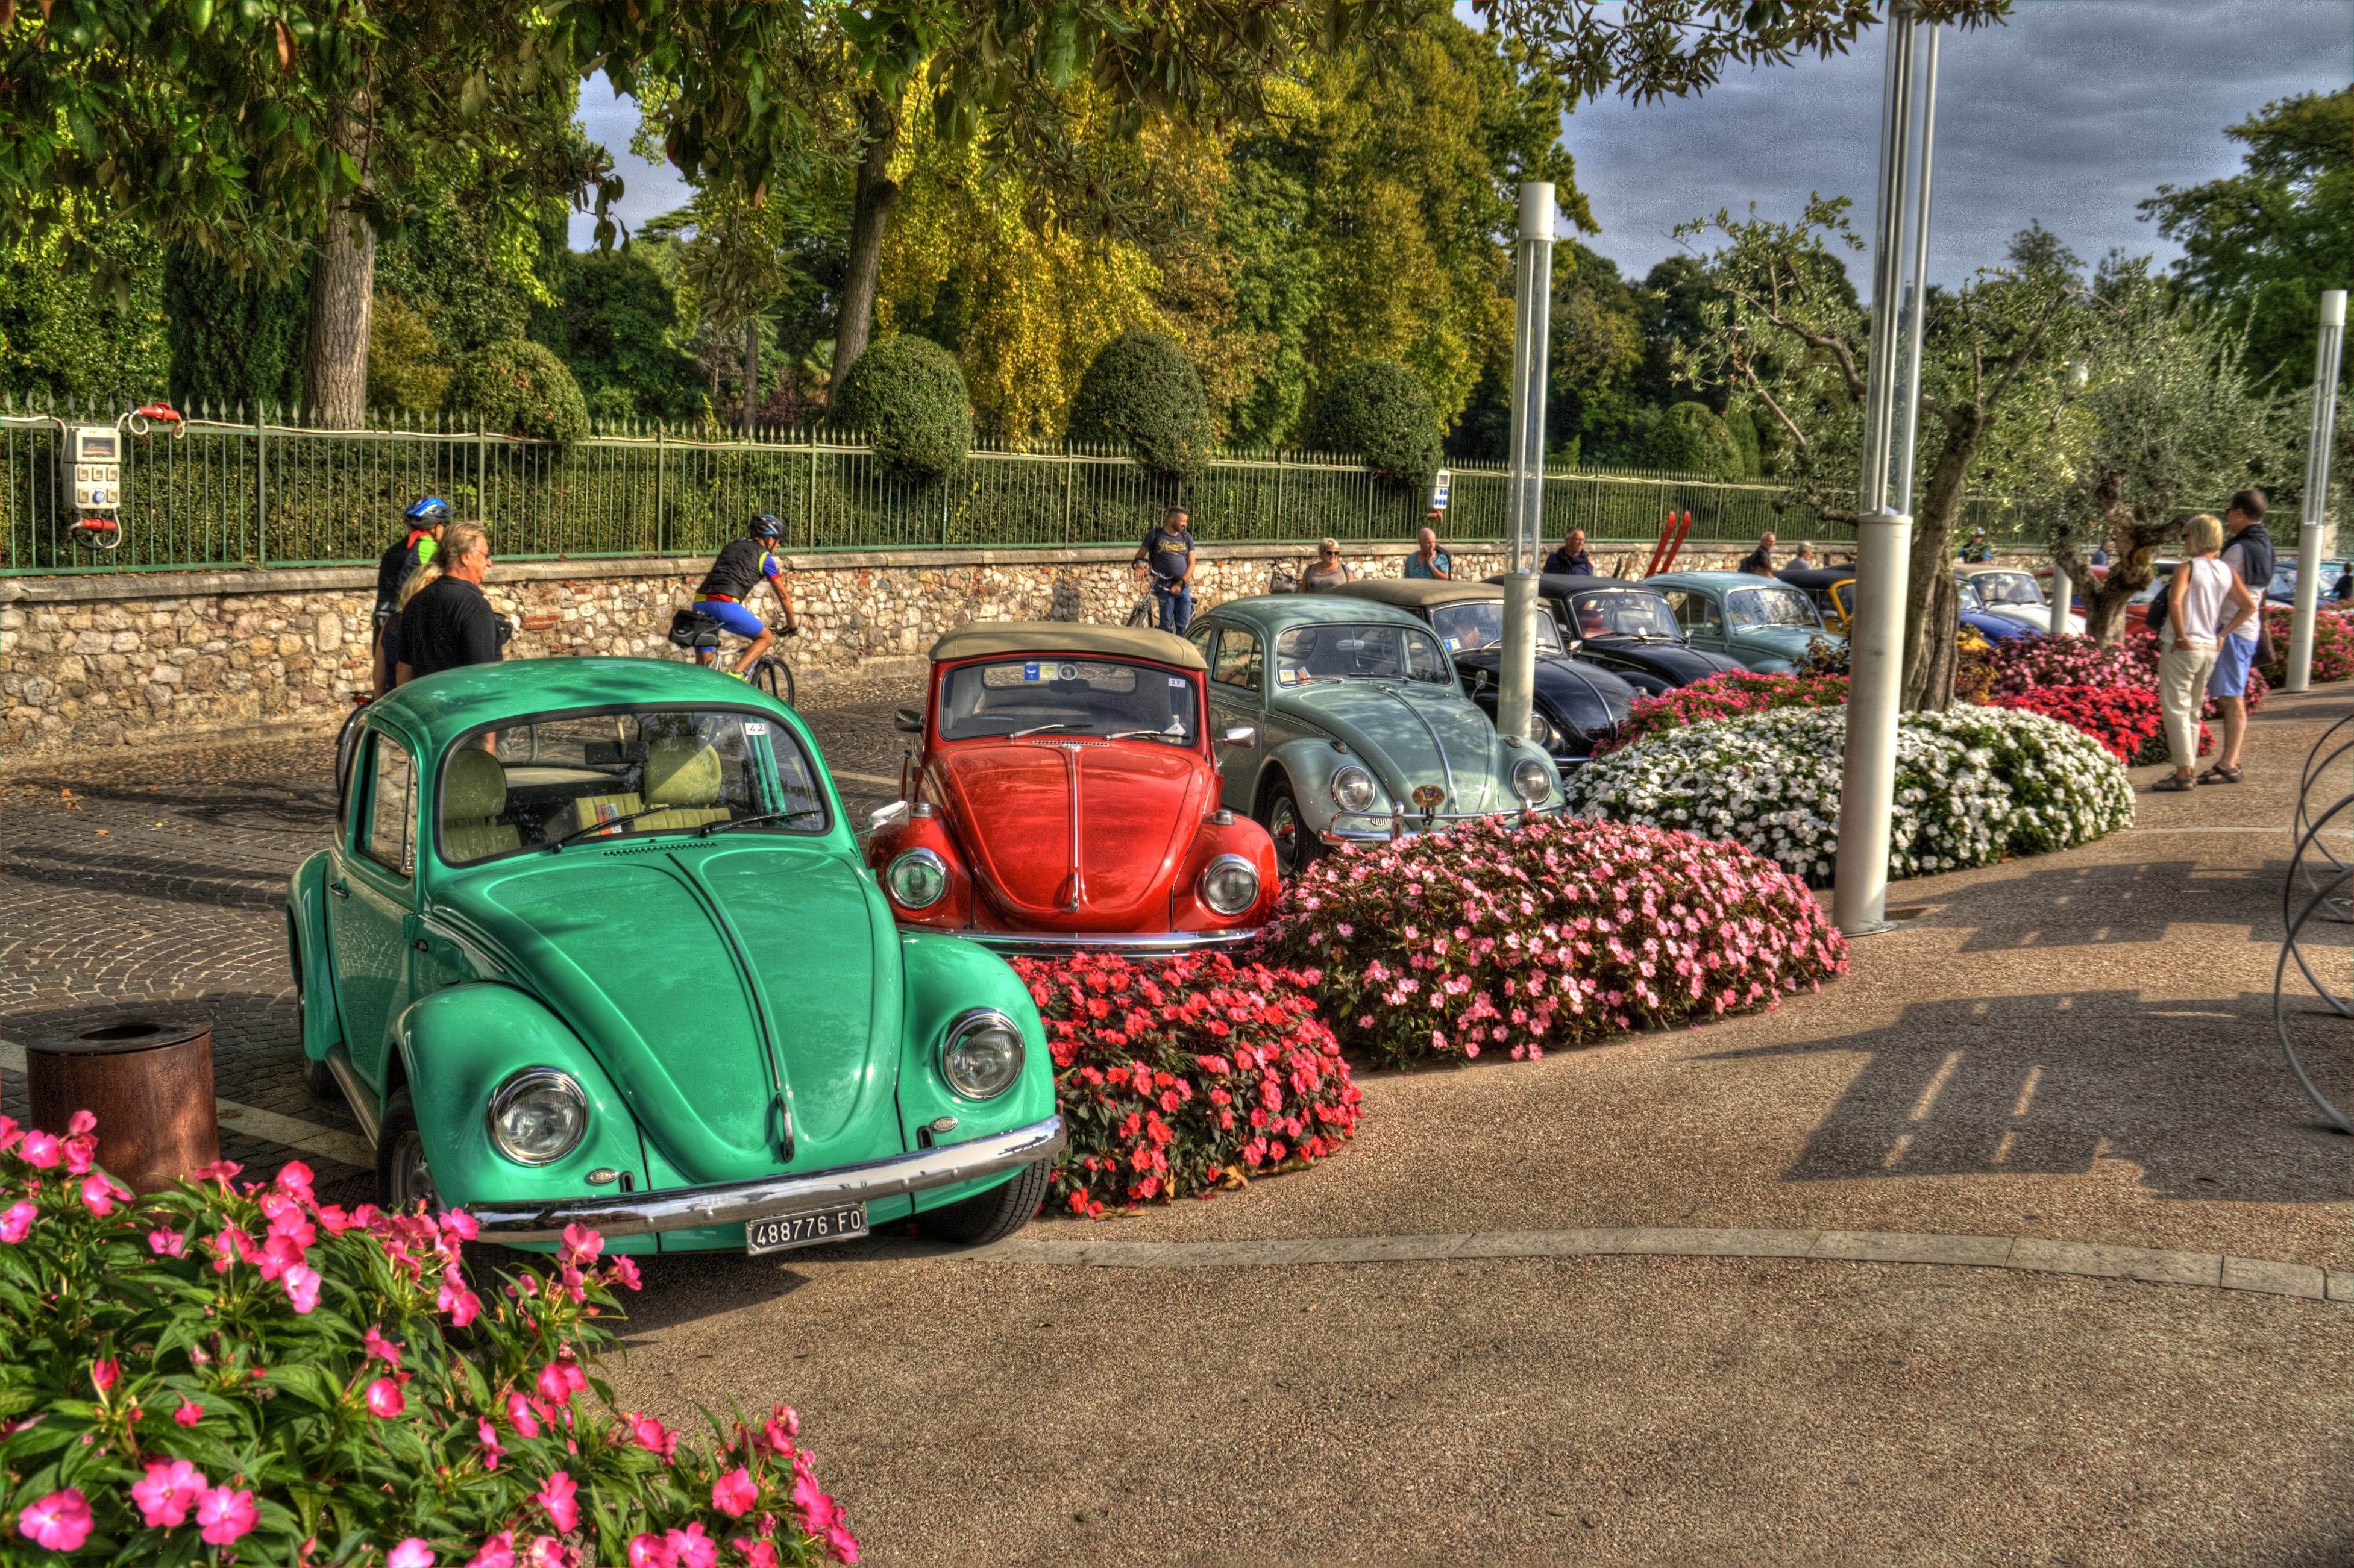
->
xmin=2208 ymin=635 xmax=2256 ymax=698
xmin=694 ymin=598 xmax=768 ymax=639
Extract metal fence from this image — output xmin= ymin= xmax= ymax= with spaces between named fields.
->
xmin=0 ymin=401 xmax=2048 ymax=577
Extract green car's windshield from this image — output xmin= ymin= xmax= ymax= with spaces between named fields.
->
xmin=1273 ymin=624 xmax=1452 ymax=686
xmin=1429 ymin=601 xmax=1563 ymax=653
xmin=1725 ymin=586 xmax=1822 ymax=632
xmin=436 ymin=707 xmax=827 ymax=865
xmin=936 ymin=659 xmax=1201 ymax=744
xmin=1562 ymin=590 xmax=1680 ymax=641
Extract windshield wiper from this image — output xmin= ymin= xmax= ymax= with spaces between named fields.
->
xmin=544 ymin=808 xmax=663 ymax=853
xmin=698 ymin=808 xmax=826 ymax=838
xmin=1011 ymin=722 xmax=1094 ymax=737
xmin=1106 ymin=728 xmax=1186 ymax=742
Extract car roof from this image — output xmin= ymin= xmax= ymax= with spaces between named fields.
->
xmin=1958 ymin=563 xmax=2034 ymax=577
xmin=927 ymin=621 xmax=1205 ymax=670
xmin=1646 ymin=571 xmax=1800 ymax=591
xmin=1331 ymin=578 xmax=1504 ymax=609
xmin=1776 ymin=567 xmax=1856 ymax=591
xmin=368 ymin=656 xmax=795 ymax=759
xmin=1201 ymin=594 xmax=1433 ymax=632
xmin=1491 ymin=573 xmax=1666 ymax=598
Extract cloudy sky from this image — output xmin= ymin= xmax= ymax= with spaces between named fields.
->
xmin=571 ymin=1 xmax=2353 ymax=295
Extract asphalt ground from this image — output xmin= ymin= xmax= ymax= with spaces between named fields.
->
xmin=1 ymin=679 xmax=2347 ymax=1564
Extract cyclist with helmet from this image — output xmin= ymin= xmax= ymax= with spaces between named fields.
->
xmin=689 ymin=514 xmax=798 ymax=677
xmin=372 ymin=498 xmax=449 ymax=697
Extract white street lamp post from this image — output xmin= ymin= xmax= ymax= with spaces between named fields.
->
xmin=2285 ymin=289 xmax=2346 ymax=692
xmin=1834 ymin=3 xmax=1939 ymax=938
xmin=1497 ymin=181 xmax=1555 ymax=745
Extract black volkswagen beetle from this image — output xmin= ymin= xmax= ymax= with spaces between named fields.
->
xmin=1500 ymin=574 xmax=1750 ymax=695
xmin=1330 ymin=578 xmax=1638 ymax=766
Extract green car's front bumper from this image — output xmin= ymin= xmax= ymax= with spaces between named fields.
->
xmin=467 ymin=1114 xmax=1066 ymax=1245
xmin=1320 ymin=801 xmax=1564 ymax=847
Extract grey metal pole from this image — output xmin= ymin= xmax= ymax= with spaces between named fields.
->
xmin=1887 ymin=20 xmax=1938 ymax=516
xmin=1497 ymin=181 xmax=1555 ymax=745
xmin=1834 ymin=5 xmax=1932 ymax=939
xmin=2285 ymin=289 xmax=2345 ymax=692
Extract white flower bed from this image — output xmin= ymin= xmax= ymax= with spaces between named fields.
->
xmin=1561 ymin=706 xmax=2135 ymax=884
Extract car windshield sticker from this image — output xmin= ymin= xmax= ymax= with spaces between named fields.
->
xmin=1169 ymin=676 xmax=1187 ymax=687
xmin=742 ymin=721 xmax=768 ymax=735
xmin=1059 ymin=663 xmax=1079 ymax=680
xmin=1444 ymin=636 xmax=1460 ymax=650
xmin=1023 ymin=662 xmax=1041 ymax=682
xmin=1278 ymin=667 xmax=1300 ymax=685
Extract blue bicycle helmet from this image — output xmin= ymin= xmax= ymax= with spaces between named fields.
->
xmin=405 ymin=497 xmax=451 ymax=525
xmin=747 ymin=513 xmax=784 ymax=538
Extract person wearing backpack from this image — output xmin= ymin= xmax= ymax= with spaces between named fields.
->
xmin=2152 ymin=513 xmax=2257 ymax=792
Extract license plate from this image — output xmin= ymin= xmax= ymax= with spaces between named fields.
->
xmin=745 ymin=1205 xmax=867 ymax=1255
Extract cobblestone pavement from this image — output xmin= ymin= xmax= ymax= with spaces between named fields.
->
xmin=0 ymin=687 xmax=920 ymax=1200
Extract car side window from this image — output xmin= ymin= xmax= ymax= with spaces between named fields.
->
xmin=1213 ymin=629 xmax=1263 ymax=693
xmin=359 ymin=733 xmax=416 ymax=878
xmin=1187 ymin=624 xmax=1220 ymax=671
xmin=1669 ymin=592 xmax=1723 ymax=633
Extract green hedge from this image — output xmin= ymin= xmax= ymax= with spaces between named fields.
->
xmin=1640 ymin=401 xmax=1744 ymax=479
xmin=1066 ymin=329 xmax=1213 ymax=482
xmin=831 ymin=334 xmax=974 ymax=480
xmin=445 ymin=339 xmax=589 ymax=443
xmin=1303 ymin=361 xmax=1442 ymax=489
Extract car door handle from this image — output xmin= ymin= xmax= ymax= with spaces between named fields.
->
xmin=328 ymin=879 xmax=349 ymax=899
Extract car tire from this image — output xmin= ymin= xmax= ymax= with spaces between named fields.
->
xmin=1259 ymin=778 xmax=1321 ymax=879
xmin=377 ymin=1088 xmax=443 ymax=1215
xmin=921 ymin=1157 xmax=1050 ymax=1246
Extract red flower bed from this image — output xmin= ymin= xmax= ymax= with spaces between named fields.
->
xmin=1012 ymin=951 xmax=1361 ymax=1215
xmin=1991 ymin=630 xmax=2266 ymax=715
xmin=1257 ymin=815 xmax=1848 ymax=1068
xmin=1983 ymin=683 xmax=2207 ymax=767
xmin=1593 ymin=671 xmax=1850 ymax=758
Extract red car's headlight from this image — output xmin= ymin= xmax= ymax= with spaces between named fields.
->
xmin=1199 ymin=854 xmax=1260 ymax=917
xmin=887 ymin=848 xmax=949 ymax=908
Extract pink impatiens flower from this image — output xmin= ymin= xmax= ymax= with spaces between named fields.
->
xmin=90 ymin=1357 xmax=119 ymax=1394
xmin=506 ymin=1392 xmax=543 ymax=1438
xmin=732 ymin=1543 xmax=781 ymax=1568
xmin=438 ymin=1268 xmax=484 ymax=1327
xmin=388 ymin=1540 xmax=438 ymax=1568
xmin=80 ymin=1171 xmax=131 ymax=1216
xmin=16 ymin=1488 xmax=92 ymax=1552
xmin=365 ymin=1377 xmax=406 ymax=1418
xmin=665 ymin=1523 xmax=717 ymax=1568
xmin=196 ymin=1484 xmax=259 ymax=1546
xmin=132 ymin=1460 xmax=207 ymax=1528
xmin=174 ymin=1396 xmax=204 ymax=1427
xmin=466 ymin=1530 xmax=516 ymax=1568
xmin=534 ymin=1470 xmax=579 ymax=1533
xmin=363 ymin=1325 xmax=405 ymax=1368
xmin=477 ymin=1417 xmax=506 ymax=1470
xmin=625 ymin=1534 xmax=677 ymax=1568
xmin=282 ymin=1261 xmax=323 ymax=1314
xmin=148 ymin=1225 xmax=189 ymax=1257
xmin=17 ymin=1129 xmax=61 ymax=1169
xmin=0 ymin=1202 xmax=33 ymax=1244
xmin=711 ymin=1466 xmax=758 ymax=1517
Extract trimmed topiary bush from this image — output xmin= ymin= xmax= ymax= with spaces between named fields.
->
xmin=1639 ymin=401 xmax=1744 ymax=478
xmin=830 ymin=334 xmax=973 ymax=481
xmin=445 ymin=339 xmax=589 ymax=443
xmin=1064 ymin=330 xmax=1214 ymax=482
xmin=1563 ymin=706 xmax=2136 ymax=886
xmin=1257 ymin=815 xmax=1847 ymax=1068
xmin=1302 ymin=361 xmax=1442 ymax=489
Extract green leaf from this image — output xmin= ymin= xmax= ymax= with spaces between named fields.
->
xmin=66 ymin=109 xmax=102 ymax=163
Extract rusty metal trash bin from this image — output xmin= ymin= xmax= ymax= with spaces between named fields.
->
xmin=22 ymin=1015 xmax=219 ymax=1193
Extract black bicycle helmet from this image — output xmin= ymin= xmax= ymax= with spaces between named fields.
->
xmin=747 ymin=513 xmax=784 ymax=538
xmin=404 ymin=497 xmax=451 ymax=525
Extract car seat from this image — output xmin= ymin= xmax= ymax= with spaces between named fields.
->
xmin=638 ymin=735 xmax=732 ymax=831
xmin=441 ymin=747 xmax=521 ymax=863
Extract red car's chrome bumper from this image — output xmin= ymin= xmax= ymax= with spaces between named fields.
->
xmin=922 ymin=926 xmax=1264 ymax=956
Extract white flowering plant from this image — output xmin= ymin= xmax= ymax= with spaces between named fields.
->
xmin=1256 ymin=815 xmax=1847 ymax=1067
xmin=1561 ymin=706 xmax=2135 ymax=885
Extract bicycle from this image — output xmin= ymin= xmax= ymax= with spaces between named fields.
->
xmin=668 ymin=610 xmax=797 ymax=707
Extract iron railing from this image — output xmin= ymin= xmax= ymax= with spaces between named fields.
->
xmin=0 ymin=399 xmax=2051 ymax=577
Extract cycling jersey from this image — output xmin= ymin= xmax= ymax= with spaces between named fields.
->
xmin=698 ymin=537 xmax=786 ymax=601
xmin=374 ymin=530 xmax=439 ymax=620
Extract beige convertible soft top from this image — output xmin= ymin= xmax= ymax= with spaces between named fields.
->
xmin=927 ymin=621 xmax=1207 ymax=671
xmin=1332 ymin=577 xmax=1505 ymax=609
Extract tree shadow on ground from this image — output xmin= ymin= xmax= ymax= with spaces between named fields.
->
xmin=1695 ymin=987 xmax=2350 ymax=1206
xmin=1910 ymin=856 xmax=2302 ymax=953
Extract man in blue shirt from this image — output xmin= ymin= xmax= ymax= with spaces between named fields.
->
xmin=1542 ymin=528 xmax=1593 ymax=577
xmin=1405 ymin=526 xmax=1452 ymax=580
xmin=1134 ymin=507 xmax=1196 ymax=634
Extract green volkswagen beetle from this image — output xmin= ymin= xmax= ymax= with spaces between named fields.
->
xmin=284 ymin=657 xmax=1063 ymax=1255
xmin=1644 ymin=569 xmax=1843 ymax=674
xmin=1183 ymin=595 xmax=1565 ymax=875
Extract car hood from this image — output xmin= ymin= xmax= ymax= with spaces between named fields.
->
xmin=932 ymin=738 xmax=1211 ymax=930
xmin=1575 ymin=638 xmax=1746 ymax=688
xmin=1454 ymin=651 xmax=1638 ymax=742
xmin=435 ymin=842 xmax=897 ymax=1184
xmin=1273 ymin=680 xmax=1508 ymax=812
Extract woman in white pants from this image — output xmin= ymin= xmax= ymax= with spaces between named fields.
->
xmin=2152 ymin=513 xmax=2256 ymax=792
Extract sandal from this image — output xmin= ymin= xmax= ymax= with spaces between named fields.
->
xmin=2150 ymin=774 xmax=2199 ymax=792
xmin=2197 ymin=764 xmax=2243 ymax=784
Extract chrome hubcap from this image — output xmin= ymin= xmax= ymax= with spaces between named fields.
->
xmin=392 ymin=1131 xmax=440 ymax=1214
xmin=1270 ymin=801 xmax=1305 ymax=874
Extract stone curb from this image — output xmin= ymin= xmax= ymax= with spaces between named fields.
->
xmin=906 ymin=1226 xmax=2346 ymax=1303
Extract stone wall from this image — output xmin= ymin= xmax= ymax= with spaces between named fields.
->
xmin=0 ymin=538 xmax=1897 ymax=763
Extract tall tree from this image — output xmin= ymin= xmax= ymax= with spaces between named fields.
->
xmin=2139 ymin=88 xmax=2353 ymax=397
xmin=0 ymin=4 xmax=825 ymax=426
xmin=1677 ymin=199 xmax=2083 ymax=710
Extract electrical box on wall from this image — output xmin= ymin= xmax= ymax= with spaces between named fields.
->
xmin=61 ymin=425 xmax=125 ymax=549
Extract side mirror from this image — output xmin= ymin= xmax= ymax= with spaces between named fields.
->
xmin=1219 ymin=727 xmax=1257 ymax=750
xmin=893 ymin=707 xmax=923 ymax=733
xmin=867 ymin=801 xmax=909 ymax=833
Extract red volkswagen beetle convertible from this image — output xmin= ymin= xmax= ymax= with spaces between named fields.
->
xmin=865 ymin=623 xmax=1279 ymax=952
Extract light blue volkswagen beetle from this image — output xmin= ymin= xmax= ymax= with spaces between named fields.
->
xmin=1181 ymin=595 xmax=1565 ymax=876
xmin=1645 ymin=570 xmax=1844 ymax=674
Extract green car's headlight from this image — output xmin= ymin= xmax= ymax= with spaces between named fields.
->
xmin=940 ymin=1010 xmax=1024 ymax=1100
xmin=887 ymin=848 xmax=949 ymax=908
xmin=1330 ymin=765 xmax=1376 ymax=812
xmin=1511 ymin=757 xmax=1554 ymax=803
xmin=1199 ymin=854 xmax=1260 ymax=917
xmin=488 ymin=1067 xmax=588 ymax=1165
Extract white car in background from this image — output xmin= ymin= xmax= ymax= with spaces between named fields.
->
xmin=1959 ymin=565 xmax=2087 ymax=637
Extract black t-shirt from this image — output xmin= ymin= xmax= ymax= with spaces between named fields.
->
xmin=698 ymin=537 xmax=786 ymax=601
xmin=374 ymin=530 xmax=436 ymax=619
xmin=400 ymin=577 xmax=503 ymax=680
xmin=1543 ymin=546 xmax=1593 ymax=577
xmin=1738 ymin=547 xmax=1774 ymax=576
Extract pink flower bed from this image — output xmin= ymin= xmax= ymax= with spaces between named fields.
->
xmin=0 ymin=1114 xmax=857 ymax=1566
xmin=1257 ymin=815 xmax=1848 ymax=1067
xmin=2261 ymin=603 xmax=2354 ymax=685
xmin=1986 ymin=630 xmax=2267 ymax=715
xmin=1592 ymin=671 xmax=1850 ymax=758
